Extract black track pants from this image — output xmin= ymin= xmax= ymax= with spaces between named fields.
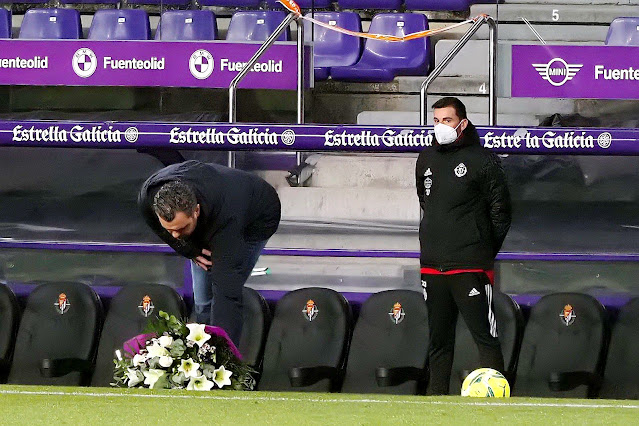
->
xmin=422 ymin=272 xmax=504 ymax=395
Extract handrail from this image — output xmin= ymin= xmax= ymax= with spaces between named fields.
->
xmin=420 ymin=15 xmax=498 ymax=126
xmin=227 ymin=12 xmax=304 ymax=168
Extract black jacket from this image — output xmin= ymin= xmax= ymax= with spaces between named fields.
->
xmin=138 ymin=160 xmax=281 ymax=262
xmin=415 ymin=121 xmax=511 ymax=271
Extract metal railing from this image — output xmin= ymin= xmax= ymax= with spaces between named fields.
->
xmin=227 ymin=12 xmax=305 ymax=168
xmin=420 ymin=15 xmax=498 ymax=126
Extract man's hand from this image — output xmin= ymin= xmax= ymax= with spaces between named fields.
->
xmin=194 ymin=249 xmax=212 ymax=271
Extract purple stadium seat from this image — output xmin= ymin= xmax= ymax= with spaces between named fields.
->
xmin=200 ymin=0 xmax=260 ymax=7
xmin=59 ymin=0 xmax=119 ymax=5
xmin=88 ymin=9 xmax=151 ymax=40
xmin=19 ymin=9 xmax=81 ymax=39
xmin=404 ymin=0 xmax=470 ymax=11
xmin=330 ymin=13 xmax=430 ymax=82
xmin=0 ymin=9 xmax=10 ymax=39
xmin=304 ymin=12 xmax=362 ymax=81
xmin=338 ymin=0 xmax=402 ymax=10
xmin=156 ymin=10 xmax=218 ymax=40
xmin=127 ymin=0 xmax=191 ymax=6
xmin=605 ymin=17 xmax=639 ymax=46
xmin=266 ymin=0 xmax=333 ymax=10
xmin=226 ymin=11 xmax=290 ymax=42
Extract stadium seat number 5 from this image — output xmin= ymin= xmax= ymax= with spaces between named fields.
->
xmin=552 ymin=9 xmax=560 ymax=21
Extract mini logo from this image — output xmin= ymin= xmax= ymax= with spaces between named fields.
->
xmin=560 ymin=304 xmax=576 ymax=326
xmin=189 ymin=49 xmax=214 ymax=80
xmin=138 ymin=295 xmax=154 ymax=317
xmin=389 ymin=302 xmax=405 ymax=324
xmin=302 ymin=299 xmax=319 ymax=321
xmin=424 ymin=176 xmax=432 ymax=196
xmin=533 ymin=58 xmax=583 ymax=87
xmin=455 ymin=163 xmax=467 ymax=178
xmin=124 ymin=127 xmax=139 ymax=143
xmin=54 ymin=293 xmax=70 ymax=314
xmin=597 ymin=132 xmax=612 ymax=149
xmin=281 ymin=129 xmax=296 ymax=146
xmin=468 ymin=288 xmax=480 ymax=297
xmin=72 ymin=48 xmax=98 ymax=78
xmin=424 ymin=168 xmax=432 ymax=177
xmin=421 ymin=280 xmax=427 ymax=301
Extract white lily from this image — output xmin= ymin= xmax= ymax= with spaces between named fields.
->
xmin=186 ymin=323 xmax=211 ymax=347
xmin=158 ymin=356 xmax=174 ymax=368
xmin=178 ymin=358 xmax=201 ymax=378
xmin=212 ymin=365 xmax=233 ymax=388
xmin=126 ymin=368 xmax=143 ymax=387
xmin=143 ymin=369 xmax=167 ymax=389
xmin=146 ymin=342 xmax=169 ymax=358
xmin=132 ymin=353 xmax=147 ymax=367
xmin=186 ymin=374 xmax=214 ymax=391
xmin=158 ymin=335 xmax=173 ymax=348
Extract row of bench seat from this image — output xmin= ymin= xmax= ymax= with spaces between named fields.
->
xmin=3 ymin=0 xmax=493 ymax=10
xmin=0 ymin=8 xmax=431 ymax=81
xmin=0 ymin=281 xmax=638 ymax=397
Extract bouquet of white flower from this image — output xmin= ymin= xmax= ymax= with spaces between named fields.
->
xmin=113 ymin=311 xmax=255 ymax=391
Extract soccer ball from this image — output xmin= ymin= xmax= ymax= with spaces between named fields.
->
xmin=461 ymin=368 xmax=510 ymax=398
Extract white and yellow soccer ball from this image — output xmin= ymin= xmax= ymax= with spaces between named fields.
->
xmin=461 ymin=368 xmax=510 ymax=398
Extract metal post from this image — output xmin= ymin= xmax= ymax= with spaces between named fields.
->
xmin=487 ymin=16 xmax=497 ymax=126
xmin=228 ymin=12 xmax=297 ymax=168
xmin=420 ymin=16 xmax=496 ymax=126
xmin=296 ymin=15 xmax=305 ymax=166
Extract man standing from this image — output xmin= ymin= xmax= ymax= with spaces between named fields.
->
xmin=416 ymin=97 xmax=511 ymax=395
xmin=139 ymin=160 xmax=281 ymax=346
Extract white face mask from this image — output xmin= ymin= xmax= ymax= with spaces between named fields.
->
xmin=434 ymin=120 xmax=465 ymax=145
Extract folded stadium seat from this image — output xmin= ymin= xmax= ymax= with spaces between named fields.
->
xmin=266 ymin=0 xmax=332 ymax=9
xmin=58 ymin=0 xmax=119 ymax=6
xmin=126 ymin=0 xmax=191 ymax=7
xmin=226 ymin=11 xmax=290 ymax=42
xmin=200 ymin=0 xmax=260 ymax=7
xmin=7 ymin=282 xmax=102 ymax=386
xmin=156 ymin=10 xmax=218 ymax=40
xmin=0 ymin=284 xmax=19 ymax=383
xmin=338 ymin=0 xmax=402 ymax=9
xmin=238 ymin=287 xmax=271 ymax=370
xmin=404 ymin=0 xmax=470 ymax=12
xmin=341 ymin=290 xmax=429 ymax=394
xmin=18 ymin=8 xmax=82 ymax=39
xmin=87 ymin=9 xmax=151 ymax=40
xmin=330 ymin=13 xmax=430 ymax=82
xmin=303 ymin=12 xmax=362 ymax=81
xmin=449 ymin=291 xmax=524 ymax=395
xmin=605 ymin=17 xmax=639 ymax=46
xmin=598 ymin=298 xmax=639 ymax=399
xmin=514 ymin=293 xmax=609 ymax=398
xmin=90 ymin=283 xmax=186 ymax=387
xmin=258 ymin=287 xmax=352 ymax=392
xmin=0 ymin=9 xmax=10 ymax=39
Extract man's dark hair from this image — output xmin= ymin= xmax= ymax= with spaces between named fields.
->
xmin=152 ymin=180 xmax=198 ymax=222
xmin=432 ymin=96 xmax=467 ymax=120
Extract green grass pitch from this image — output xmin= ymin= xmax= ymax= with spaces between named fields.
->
xmin=0 ymin=385 xmax=638 ymax=425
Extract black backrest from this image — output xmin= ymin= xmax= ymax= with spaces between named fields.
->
xmin=600 ymin=297 xmax=639 ymax=399
xmin=258 ymin=287 xmax=352 ymax=392
xmin=449 ymin=291 xmax=524 ymax=394
xmin=0 ymin=284 xmax=19 ymax=382
xmin=239 ymin=287 xmax=271 ymax=370
xmin=91 ymin=284 xmax=186 ymax=387
xmin=8 ymin=282 xmax=102 ymax=386
xmin=341 ymin=290 xmax=429 ymax=394
xmin=515 ymin=292 xmax=608 ymax=398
